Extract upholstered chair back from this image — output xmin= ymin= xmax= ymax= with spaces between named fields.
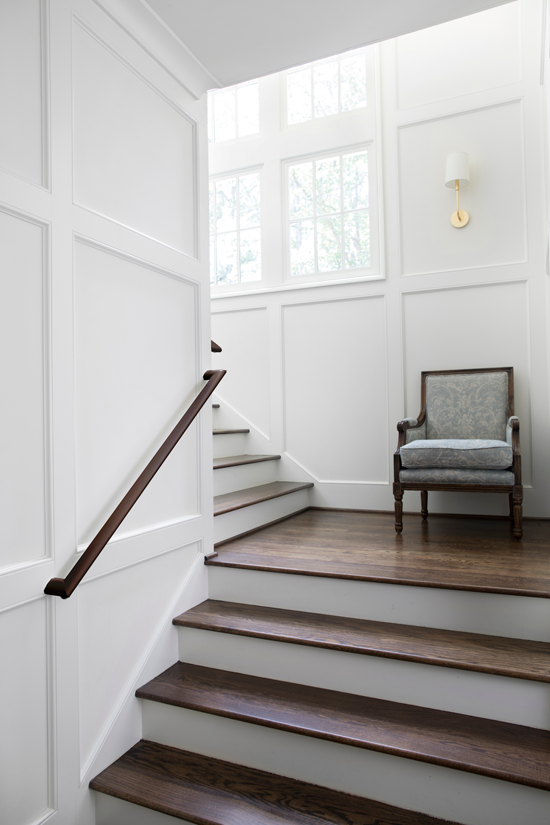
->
xmin=425 ymin=372 xmax=509 ymax=441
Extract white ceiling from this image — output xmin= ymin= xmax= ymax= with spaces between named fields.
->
xmin=143 ymin=0 xmax=513 ymax=88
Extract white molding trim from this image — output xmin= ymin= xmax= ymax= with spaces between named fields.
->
xmin=78 ymin=542 xmax=203 ymax=783
xmin=75 ymin=513 xmax=202 ymax=556
xmin=40 ymin=0 xmax=51 ymax=191
xmin=211 ymin=273 xmax=385 ymax=299
xmin=397 ymin=98 xmax=528 ymax=278
xmin=71 ymin=13 xmax=199 ymax=259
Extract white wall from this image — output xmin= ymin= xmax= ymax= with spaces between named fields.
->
xmin=212 ymin=0 xmax=550 ymax=518
xmin=0 ymin=1 xmax=213 ymax=823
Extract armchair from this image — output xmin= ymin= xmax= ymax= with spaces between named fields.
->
xmin=394 ymin=368 xmax=522 ymax=539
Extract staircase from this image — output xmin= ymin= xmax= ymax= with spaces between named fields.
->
xmin=90 ymin=404 xmax=550 ymax=825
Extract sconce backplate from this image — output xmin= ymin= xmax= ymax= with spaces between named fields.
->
xmin=451 ymin=210 xmax=469 ymax=228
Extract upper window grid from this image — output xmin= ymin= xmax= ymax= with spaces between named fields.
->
xmin=210 ymin=172 xmax=262 ymax=287
xmin=286 ymin=50 xmax=367 ymax=126
xmin=208 ymin=82 xmax=259 ymax=143
xmin=287 ymin=148 xmax=370 ymax=278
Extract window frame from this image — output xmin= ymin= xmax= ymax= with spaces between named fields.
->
xmin=209 ymin=166 xmax=263 ymax=291
xmin=208 ymin=80 xmax=260 ymax=144
xmin=282 ymin=142 xmax=379 ymax=286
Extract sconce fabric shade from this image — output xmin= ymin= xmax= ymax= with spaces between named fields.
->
xmin=445 ymin=152 xmax=470 ymax=188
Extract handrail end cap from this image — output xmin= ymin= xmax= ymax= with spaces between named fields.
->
xmin=44 ymin=578 xmax=70 ymax=599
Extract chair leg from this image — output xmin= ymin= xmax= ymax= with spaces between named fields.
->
xmin=508 ymin=493 xmax=514 ymax=520
xmin=393 ymin=484 xmax=403 ymax=533
xmin=512 ymin=486 xmax=523 ymax=540
xmin=421 ymin=490 xmax=428 ymax=520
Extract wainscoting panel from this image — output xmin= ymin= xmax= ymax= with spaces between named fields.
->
xmin=402 ymin=280 xmax=532 ymax=486
xmin=211 ymin=308 xmax=271 ymax=439
xmin=282 ymin=295 xmax=388 ymax=483
xmin=77 ymin=543 xmax=199 ymax=775
xmin=74 ymin=238 xmax=199 ymax=548
xmin=398 ymin=100 xmax=527 ymax=276
xmin=0 ymin=208 xmax=49 ymax=571
xmin=0 ymin=0 xmax=46 ymax=187
xmin=0 ymin=597 xmax=52 ymax=825
xmin=396 ymin=1 xmax=521 ymax=110
xmin=72 ymin=16 xmax=196 ymax=254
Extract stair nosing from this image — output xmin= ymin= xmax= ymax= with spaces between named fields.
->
xmin=214 ymin=481 xmax=314 ymax=516
xmin=136 ymin=663 xmax=550 ymax=793
xmin=214 ymin=454 xmax=281 ymax=470
xmin=213 ymin=428 xmax=249 ymax=434
xmin=172 ymin=599 xmax=550 ymax=684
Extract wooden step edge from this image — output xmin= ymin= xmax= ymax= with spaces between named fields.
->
xmin=214 ymin=481 xmax=314 ymax=516
xmin=90 ymin=740 xmax=459 ymax=825
xmin=213 ymin=428 xmax=249 ymax=434
xmin=173 ymin=600 xmax=550 ymax=684
xmin=212 ymin=403 xmax=220 ymax=408
xmin=214 ymin=454 xmax=281 ymax=470
xmin=213 ymin=507 xmax=311 ymax=548
xmin=136 ymin=663 xmax=550 ymax=793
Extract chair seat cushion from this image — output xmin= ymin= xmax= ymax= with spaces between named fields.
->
xmin=399 ymin=468 xmax=514 ymax=486
xmin=400 ymin=439 xmax=512 ymax=470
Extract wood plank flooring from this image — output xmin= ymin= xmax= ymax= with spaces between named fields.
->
xmin=174 ymin=600 xmax=550 ymax=682
xmin=90 ymin=740 xmax=460 ymax=825
xmin=208 ymin=509 xmax=550 ymax=597
xmin=214 ymin=482 xmax=314 ymax=516
xmin=136 ymin=663 xmax=550 ymax=791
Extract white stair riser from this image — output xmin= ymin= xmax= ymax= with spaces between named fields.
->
xmin=208 ymin=567 xmax=550 ymax=642
xmin=95 ymin=794 xmax=194 ymax=825
xmin=177 ymin=628 xmax=550 ymax=730
xmin=213 ymin=460 xmax=279 ymax=496
xmin=212 ymin=433 xmax=247 ymax=457
xmin=214 ymin=490 xmax=310 ymax=544
xmin=141 ymin=702 xmax=550 ymax=825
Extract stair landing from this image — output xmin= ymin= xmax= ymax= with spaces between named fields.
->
xmin=206 ymin=509 xmax=550 ymax=598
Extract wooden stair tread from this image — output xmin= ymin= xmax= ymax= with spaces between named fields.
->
xmin=207 ymin=510 xmax=550 ymax=598
xmin=214 ymin=454 xmax=281 ymax=469
xmin=213 ymin=428 xmax=249 ymax=434
xmin=212 ymin=403 xmax=220 ymax=408
xmin=136 ymin=663 xmax=550 ymax=791
xmin=214 ymin=482 xmax=313 ymax=516
xmin=173 ymin=600 xmax=550 ymax=683
xmin=90 ymin=740 xmax=458 ymax=825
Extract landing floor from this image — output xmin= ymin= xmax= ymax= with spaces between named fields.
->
xmin=209 ymin=509 xmax=550 ymax=598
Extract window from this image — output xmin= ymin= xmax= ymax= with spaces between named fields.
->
xmin=286 ymin=50 xmax=367 ymax=126
xmin=287 ymin=149 xmax=369 ymax=277
xmin=210 ymin=172 xmax=261 ymax=286
xmin=208 ymin=82 xmax=259 ymax=143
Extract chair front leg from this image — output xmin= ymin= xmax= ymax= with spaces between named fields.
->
xmin=421 ymin=490 xmax=428 ymax=520
xmin=512 ymin=485 xmax=523 ymax=540
xmin=393 ymin=483 xmax=403 ymax=534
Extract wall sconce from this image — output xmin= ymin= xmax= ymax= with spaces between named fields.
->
xmin=445 ymin=152 xmax=470 ymax=228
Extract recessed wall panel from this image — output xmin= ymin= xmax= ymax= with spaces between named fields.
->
xmin=0 ymin=598 xmax=50 ymax=824
xmin=211 ymin=309 xmax=270 ymax=438
xmin=283 ymin=297 xmax=388 ymax=482
xmin=0 ymin=0 xmax=44 ymax=185
xmin=72 ymin=20 xmax=196 ymax=254
xmin=74 ymin=241 xmax=198 ymax=546
xmin=78 ymin=544 xmax=198 ymax=771
xmin=396 ymin=2 xmax=521 ymax=110
xmin=402 ymin=281 xmax=532 ymax=485
xmin=0 ymin=210 xmax=47 ymax=570
xmin=398 ymin=101 xmax=526 ymax=276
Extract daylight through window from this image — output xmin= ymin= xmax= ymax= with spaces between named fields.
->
xmin=288 ymin=149 xmax=369 ymax=277
xmin=287 ymin=50 xmax=367 ymax=125
xmin=210 ymin=172 xmax=261 ymax=286
xmin=208 ymin=82 xmax=259 ymax=143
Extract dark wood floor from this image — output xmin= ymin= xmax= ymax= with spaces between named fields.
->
xmin=208 ymin=510 xmax=550 ymax=597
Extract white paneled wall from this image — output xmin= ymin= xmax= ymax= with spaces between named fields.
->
xmin=212 ymin=0 xmax=550 ymax=517
xmin=0 ymin=1 xmax=213 ymax=823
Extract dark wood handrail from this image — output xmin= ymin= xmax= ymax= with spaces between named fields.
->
xmin=211 ymin=340 xmax=222 ymax=352
xmin=44 ymin=369 xmax=226 ymax=599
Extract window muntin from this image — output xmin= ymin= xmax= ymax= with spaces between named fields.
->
xmin=288 ymin=149 xmax=369 ymax=278
xmin=210 ymin=172 xmax=261 ymax=286
xmin=208 ymin=82 xmax=259 ymax=143
xmin=287 ymin=50 xmax=367 ymax=126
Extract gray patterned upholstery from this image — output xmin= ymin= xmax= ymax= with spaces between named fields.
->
xmin=400 ymin=439 xmax=512 ymax=470
xmin=425 ymin=372 xmax=508 ymax=440
xmin=400 ymin=468 xmax=514 ymax=485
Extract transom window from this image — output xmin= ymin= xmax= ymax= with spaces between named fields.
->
xmin=287 ymin=149 xmax=369 ymax=277
xmin=287 ymin=50 xmax=367 ymax=126
xmin=208 ymin=82 xmax=259 ymax=143
xmin=209 ymin=172 xmax=261 ymax=286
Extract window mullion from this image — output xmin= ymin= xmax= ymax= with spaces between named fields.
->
xmin=340 ymin=154 xmax=345 ymax=269
xmin=236 ymin=176 xmax=241 ymax=282
xmin=312 ymin=160 xmax=318 ymax=274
